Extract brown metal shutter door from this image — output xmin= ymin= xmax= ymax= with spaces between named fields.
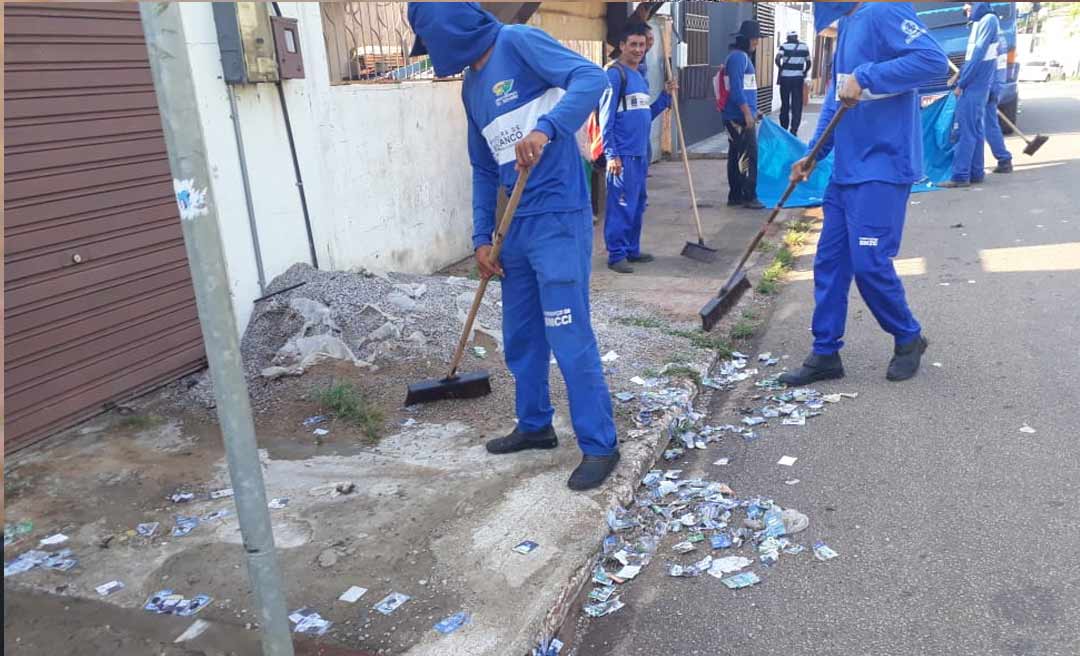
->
xmin=4 ymin=3 xmax=206 ymax=451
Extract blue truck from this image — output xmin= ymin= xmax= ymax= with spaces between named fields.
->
xmin=916 ymin=2 xmax=1019 ymax=132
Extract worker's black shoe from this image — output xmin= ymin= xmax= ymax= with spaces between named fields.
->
xmin=607 ymin=260 xmax=634 ymax=274
xmin=886 ymin=336 xmax=928 ymax=382
xmin=778 ymin=352 xmax=845 ymax=387
xmin=628 ymin=253 xmax=655 ymax=263
xmin=486 ymin=425 xmax=558 ymax=454
xmin=993 ymin=159 xmax=1013 ymax=173
xmin=727 ymin=199 xmax=743 ymax=207
xmin=743 ymin=199 xmax=766 ymax=209
xmin=568 ymin=450 xmax=621 ymax=491
xmin=939 ymin=180 xmax=970 ymax=188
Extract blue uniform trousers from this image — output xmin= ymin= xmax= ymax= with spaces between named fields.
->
xmin=984 ymin=92 xmax=1012 ymax=164
xmin=952 ymin=85 xmax=991 ymax=183
xmin=604 ymin=155 xmax=648 ymax=265
xmin=812 ymin=181 xmax=922 ymax=355
xmin=500 ymin=208 xmax=617 ymax=456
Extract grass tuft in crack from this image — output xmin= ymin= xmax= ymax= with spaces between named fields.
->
xmin=615 ymin=315 xmax=669 ymax=330
xmin=663 ymin=364 xmax=702 ymax=385
xmin=119 ymin=414 xmax=160 ymax=431
xmin=317 ymin=381 xmax=383 ymax=442
xmin=730 ymin=320 xmax=756 ymax=341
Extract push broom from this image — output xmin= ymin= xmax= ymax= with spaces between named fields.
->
xmin=404 ymin=167 xmax=531 ymax=406
xmin=699 ymin=105 xmax=849 ymax=332
xmin=659 ymin=29 xmax=718 ymax=263
xmin=947 ymin=59 xmax=1048 ymax=156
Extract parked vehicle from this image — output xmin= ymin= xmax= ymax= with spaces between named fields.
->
xmin=1019 ymin=59 xmax=1065 ymax=82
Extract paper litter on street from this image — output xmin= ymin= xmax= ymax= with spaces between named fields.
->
xmin=777 ymin=456 xmax=798 ymax=466
xmin=374 ymin=592 xmax=410 ymax=615
xmin=338 ymin=586 xmax=368 ymax=603
xmin=434 ymin=611 xmax=470 ymax=635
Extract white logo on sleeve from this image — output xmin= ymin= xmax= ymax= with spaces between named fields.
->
xmin=858 ymin=237 xmax=879 ymax=247
xmin=901 ymin=19 xmax=927 ymax=44
xmin=544 ymin=308 xmax=573 ymax=328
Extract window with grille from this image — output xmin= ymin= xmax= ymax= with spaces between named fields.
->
xmin=683 ymin=2 xmax=710 ymax=67
xmin=320 ymin=2 xmax=455 ymax=84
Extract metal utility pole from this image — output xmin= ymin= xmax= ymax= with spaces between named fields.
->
xmin=138 ymin=3 xmax=294 ymax=654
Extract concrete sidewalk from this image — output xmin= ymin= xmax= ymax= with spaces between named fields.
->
xmin=2 ymin=159 xmax=783 ymax=655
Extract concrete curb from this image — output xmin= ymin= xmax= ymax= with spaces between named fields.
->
xmin=535 ymin=376 xmax=709 ymax=650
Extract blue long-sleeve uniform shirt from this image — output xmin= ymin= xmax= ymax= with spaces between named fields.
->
xmin=992 ymin=33 xmax=1008 ymax=96
xmin=464 ymin=25 xmax=608 ymax=250
xmin=958 ymin=6 xmax=999 ymax=92
xmin=599 ymin=63 xmax=670 ymax=158
xmin=721 ymin=49 xmax=757 ymax=121
xmin=808 ymin=2 xmax=947 ymax=185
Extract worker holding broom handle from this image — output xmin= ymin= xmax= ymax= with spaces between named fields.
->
xmin=780 ymin=2 xmax=947 ymax=387
xmin=408 ymin=3 xmax=620 ymax=490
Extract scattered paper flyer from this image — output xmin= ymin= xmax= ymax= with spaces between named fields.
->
xmin=338 ymin=586 xmax=368 ymax=603
xmin=374 ymin=592 xmax=410 ymax=615
xmin=777 ymin=456 xmax=798 ymax=467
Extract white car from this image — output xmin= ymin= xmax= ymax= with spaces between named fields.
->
xmin=1019 ymin=59 xmax=1065 ymax=82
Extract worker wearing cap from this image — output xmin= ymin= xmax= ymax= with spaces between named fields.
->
xmin=722 ymin=21 xmax=765 ymax=210
xmin=781 ymin=2 xmax=947 ymax=386
xmin=776 ymin=30 xmax=812 ymax=135
xmin=941 ymin=2 xmax=1000 ymax=188
xmin=600 ymin=22 xmax=675 ymax=274
xmin=407 ymin=3 xmax=620 ymax=490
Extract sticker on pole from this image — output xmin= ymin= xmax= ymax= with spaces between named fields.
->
xmin=174 ymin=178 xmax=208 ymax=221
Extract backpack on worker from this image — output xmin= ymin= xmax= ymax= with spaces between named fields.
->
xmin=586 ymin=62 xmax=629 ymax=172
xmin=712 ymin=65 xmax=730 ymax=112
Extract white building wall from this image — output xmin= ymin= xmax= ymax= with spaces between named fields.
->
xmin=175 ymin=2 xmax=473 ymax=336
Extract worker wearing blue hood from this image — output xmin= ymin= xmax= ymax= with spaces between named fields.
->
xmin=942 ymin=2 xmax=1000 ymax=187
xmin=780 ymin=2 xmax=947 ymax=386
xmin=408 ymin=3 xmax=620 ymax=491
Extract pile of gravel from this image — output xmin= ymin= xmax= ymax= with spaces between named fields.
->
xmin=177 ymin=263 xmax=718 ymax=415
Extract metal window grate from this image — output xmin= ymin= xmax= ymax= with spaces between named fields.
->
xmin=754 ymin=2 xmax=776 ymax=114
xmin=683 ymin=2 xmax=710 ymax=67
xmin=320 ymin=2 xmax=457 ymax=84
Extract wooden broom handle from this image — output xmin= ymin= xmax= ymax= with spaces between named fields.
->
xmin=447 ymin=167 xmax=532 ymax=379
xmin=659 ymin=27 xmax=706 ymax=242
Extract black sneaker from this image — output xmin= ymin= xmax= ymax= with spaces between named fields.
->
xmin=778 ymin=352 xmax=845 ymax=387
xmin=743 ymin=199 xmax=766 ymax=209
xmin=886 ymin=336 xmax=928 ymax=382
xmin=727 ymin=199 xmax=743 ymax=207
xmin=567 ymin=451 xmax=621 ymax=491
xmin=628 ymin=253 xmax=655 ymax=263
xmin=607 ymin=260 xmax=634 ymax=274
xmin=938 ymin=180 xmax=969 ymax=188
xmin=993 ymin=160 xmax=1013 ymax=174
xmin=485 ymin=425 xmax=558 ymax=454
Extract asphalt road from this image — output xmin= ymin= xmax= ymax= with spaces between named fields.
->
xmin=574 ymin=81 xmax=1080 ymax=656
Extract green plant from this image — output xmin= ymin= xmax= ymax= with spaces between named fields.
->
xmin=741 ymin=309 xmax=759 ymax=321
xmin=756 ymin=278 xmax=779 ymax=295
xmin=642 ymin=368 xmax=661 ymax=379
xmin=773 ymin=245 xmax=795 ymax=269
xmin=317 ymin=381 xmax=383 ymax=441
xmin=788 ymin=219 xmax=813 ymax=233
xmin=615 ymin=315 xmax=668 ymax=330
xmin=663 ymin=365 xmax=702 ymax=385
xmin=666 ymin=329 xmax=733 ymax=358
xmin=756 ymin=239 xmax=777 ymax=254
xmin=730 ymin=320 xmax=756 ymax=341
xmin=783 ymin=230 xmax=807 ymax=249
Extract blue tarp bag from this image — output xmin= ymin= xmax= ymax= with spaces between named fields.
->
xmin=755 ymin=94 xmax=958 ymax=207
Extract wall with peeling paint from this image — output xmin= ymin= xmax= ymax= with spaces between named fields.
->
xmin=175 ymin=2 xmax=473 ymax=335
